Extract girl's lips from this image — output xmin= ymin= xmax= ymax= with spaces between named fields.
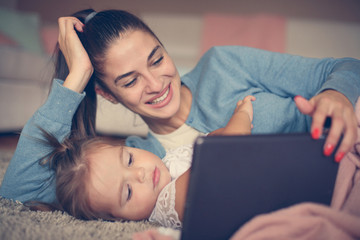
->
xmin=146 ymin=84 xmax=172 ymax=108
xmin=153 ymin=166 xmax=160 ymax=189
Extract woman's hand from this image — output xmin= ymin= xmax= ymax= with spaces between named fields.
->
xmin=57 ymin=16 xmax=93 ymax=93
xmin=294 ymin=90 xmax=357 ymax=162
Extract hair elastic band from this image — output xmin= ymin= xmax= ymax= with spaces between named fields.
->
xmin=85 ymin=12 xmax=97 ymax=24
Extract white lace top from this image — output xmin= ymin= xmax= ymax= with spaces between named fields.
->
xmin=149 ymin=144 xmax=193 ymax=229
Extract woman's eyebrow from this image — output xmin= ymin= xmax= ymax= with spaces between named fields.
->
xmin=114 ymin=71 xmax=135 ymax=84
xmin=148 ymin=45 xmax=161 ymax=61
xmin=113 ymin=45 xmax=161 ymax=84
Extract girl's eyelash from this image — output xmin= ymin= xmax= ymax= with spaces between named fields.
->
xmin=128 ymin=153 xmax=133 ymax=166
xmin=127 ymin=184 xmax=132 ymax=201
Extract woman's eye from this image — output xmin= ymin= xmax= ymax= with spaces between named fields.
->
xmin=127 ymin=184 xmax=132 ymax=201
xmin=128 ymin=153 xmax=133 ymax=166
xmin=124 ymin=77 xmax=137 ymax=88
xmin=152 ymin=56 xmax=163 ymax=66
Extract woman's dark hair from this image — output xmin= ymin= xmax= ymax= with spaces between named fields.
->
xmin=29 ymin=8 xmax=160 ymax=221
xmin=53 ymin=8 xmax=161 ymax=138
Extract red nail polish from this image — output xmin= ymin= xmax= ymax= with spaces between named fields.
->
xmin=312 ymin=128 xmax=320 ymax=139
xmin=335 ymin=152 xmax=345 ymax=163
xmin=324 ymin=144 xmax=334 ymax=156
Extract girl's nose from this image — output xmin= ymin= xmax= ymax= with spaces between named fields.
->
xmin=133 ymin=167 xmax=145 ymax=183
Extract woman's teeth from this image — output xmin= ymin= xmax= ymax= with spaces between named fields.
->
xmin=149 ymin=87 xmax=169 ymax=104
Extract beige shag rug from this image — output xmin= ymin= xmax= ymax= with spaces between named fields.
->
xmin=0 ymin=150 xmax=158 ymax=240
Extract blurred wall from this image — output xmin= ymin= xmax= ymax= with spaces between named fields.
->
xmin=16 ymin=0 xmax=360 ymax=24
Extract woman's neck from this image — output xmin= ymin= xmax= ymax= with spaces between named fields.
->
xmin=144 ymin=85 xmax=192 ymax=135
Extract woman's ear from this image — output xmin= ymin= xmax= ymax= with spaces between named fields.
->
xmin=95 ymin=85 xmax=119 ymax=104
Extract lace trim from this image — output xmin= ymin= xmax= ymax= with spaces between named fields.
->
xmin=149 ymin=180 xmax=182 ymax=229
xmin=163 ymin=144 xmax=193 ymax=179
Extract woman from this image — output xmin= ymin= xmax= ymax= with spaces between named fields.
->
xmin=59 ymin=9 xmax=359 ymax=161
xmin=1 ymin=8 xmax=359 ymax=204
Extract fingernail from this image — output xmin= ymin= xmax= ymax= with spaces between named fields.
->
xmin=312 ymin=128 xmax=320 ymax=139
xmin=324 ymin=144 xmax=334 ymax=156
xmin=335 ymin=152 xmax=345 ymax=163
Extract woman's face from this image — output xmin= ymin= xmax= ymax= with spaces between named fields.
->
xmin=87 ymin=145 xmax=171 ymax=220
xmin=101 ymin=30 xmax=182 ymax=120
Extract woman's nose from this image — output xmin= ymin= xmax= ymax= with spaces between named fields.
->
xmin=144 ymin=73 xmax=162 ymax=93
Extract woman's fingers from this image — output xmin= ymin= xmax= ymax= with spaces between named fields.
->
xmin=332 ymin=107 xmax=357 ymax=162
xmin=309 ymin=96 xmax=329 ymax=139
xmin=58 ymin=17 xmax=83 ymax=49
xmin=322 ymin=105 xmax=345 ymax=158
xmin=57 ymin=16 xmax=93 ymax=92
xmin=294 ymin=95 xmax=314 ymax=115
xmin=294 ymin=95 xmax=322 ymax=138
xmin=295 ymin=91 xmax=357 ymax=162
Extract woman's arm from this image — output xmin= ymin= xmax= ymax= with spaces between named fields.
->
xmin=0 ymin=17 xmax=93 ymax=203
xmin=0 ymin=80 xmax=85 ymax=203
xmin=186 ymin=46 xmax=360 ymax=160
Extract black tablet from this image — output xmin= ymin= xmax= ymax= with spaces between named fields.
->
xmin=181 ymin=133 xmax=339 ymax=240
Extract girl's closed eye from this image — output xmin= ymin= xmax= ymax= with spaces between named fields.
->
xmin=123 ymin=152 xmax=133 ymax=202
xmin=128 ymin=152 xmax=134 ymax=166
xmin=127 ymin=184 xmax=132 ymax=201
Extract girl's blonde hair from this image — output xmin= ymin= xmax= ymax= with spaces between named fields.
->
xmin=28 ymin=130 xmax=124 ymax=221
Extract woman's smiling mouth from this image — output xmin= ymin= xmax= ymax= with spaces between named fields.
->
xmin=146 ymin=84 xmax=172 ymax=107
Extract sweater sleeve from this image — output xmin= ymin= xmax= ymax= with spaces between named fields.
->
xmin=179 ymin=46 xmax=360 ymax=134
xmin=0 ymin=79 xmax=85 ymax=203
xmin=185 ymin=46 xmax=360 ymax=106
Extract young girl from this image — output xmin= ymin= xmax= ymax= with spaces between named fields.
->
xmin=1 ymin=69 xmax=254 ymax=226
xmin=47 ymin=95 xmax=254 ymax=226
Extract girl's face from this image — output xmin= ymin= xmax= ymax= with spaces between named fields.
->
xmin=101 ymin=30 xmax=182 ymax=120
xmin=87 ymin=145 xmax=171 ymax=220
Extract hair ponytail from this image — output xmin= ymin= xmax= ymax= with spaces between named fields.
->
xmin=53 ymin=9 xmax=98 ymax=138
